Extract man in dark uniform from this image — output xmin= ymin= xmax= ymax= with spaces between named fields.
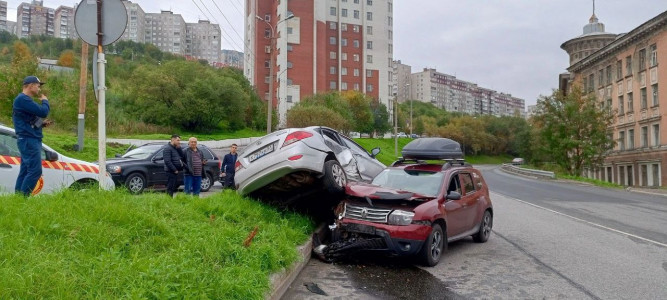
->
xmin=221 ymin=144 xmax=238 ymax=189
xmin=163 ymin=134 xmax=184 ymax=197
xmin=13 ymin=76 xmax=51 ymax=196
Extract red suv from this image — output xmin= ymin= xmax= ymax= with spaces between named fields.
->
xmin=317 ymin=138 xmax=493 ymax=266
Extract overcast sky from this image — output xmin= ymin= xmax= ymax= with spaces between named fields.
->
xmin=6 ymin=0 xmax=667 ymax=106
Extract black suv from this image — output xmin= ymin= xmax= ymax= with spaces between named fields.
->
xmin=106 ymin=143 xmax=221 ymax=194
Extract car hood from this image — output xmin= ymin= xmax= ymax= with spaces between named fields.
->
xmin=345 ymin=182 xmax=434 ymax=201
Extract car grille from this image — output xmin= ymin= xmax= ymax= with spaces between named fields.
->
xmin=344 ymin=204 xmax=391 ymax=223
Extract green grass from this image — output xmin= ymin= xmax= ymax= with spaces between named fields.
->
xmin=556 ymin=174 xmax=623 ymax=189
xmin=42 ymin=131 xmax=128 ymax=162
xmin=0 ymin=189 xmax=313 ymax=299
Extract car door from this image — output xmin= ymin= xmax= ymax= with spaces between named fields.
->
xmin=443 ymin=173 xmax=468 ymax=236
xmin=149 ymin=148 xmax=168 ymax=186
xmin=320 ymin=128 xmax=362 ymax=182
xmin=340 ymin=135 xmax=385 ymax=181
xmin=459 ymin=172 xmax=481 ymax=230
xmin=0 ymin=130 xmax=21 ymax=194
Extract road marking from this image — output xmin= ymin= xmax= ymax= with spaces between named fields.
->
xmin=492 ymin=191 xmax=667 ymax=249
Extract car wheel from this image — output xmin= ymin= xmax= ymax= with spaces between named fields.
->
xmin=201 ymin=172 xmax=213 ymax=192
xmin=322 ymin=160 xmax=346 ymax=194
xmin=125 ymin=173 xmax=146 ymax=194
xmin=473 ymin=210 xmax=493 ymax=243
xmin=420 ymin=223 xmax=445 ymax=267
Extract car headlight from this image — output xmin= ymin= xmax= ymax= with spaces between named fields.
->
xmin=107 ymin=165 xmax=121 ymax=174
xmin=388 ymin=210 xmax=415 ymax=225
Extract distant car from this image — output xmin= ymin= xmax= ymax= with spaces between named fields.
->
xmin=316 ymin=138 xmax=493 ymax=267
xmin=410 ymin=134 xmax=420 ymax=138
xmin=396 ymin=132 xmax=408 ymax=138
xmin=511 ymin=158 xmax=525 ymax=165
xmin=106 ymin=143 xmax=221 ymax=194
xmin=348 ymin=132 xmax=361 ymax=138
xmin=234 ymin=126 xmax=386 ymax=198
xmin=0 ymin=124 xmax=115 ymax=195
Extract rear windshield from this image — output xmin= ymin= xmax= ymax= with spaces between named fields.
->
xmin=371 ymin=168 xmax=443 ymax=196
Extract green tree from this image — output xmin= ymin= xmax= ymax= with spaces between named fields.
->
xmin=370 ymin=100 xmax=390 ymax=137
xmin=342 ymin=91 xmax=374 ymax=134
xmin=286 ymin=105 xmax=348 ymax=130
xmin=532 ymin=86 xmax=616 ymax=175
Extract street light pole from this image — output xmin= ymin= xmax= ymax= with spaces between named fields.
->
xmin=407 ymin=83 xmax=412 ymax=137
xmin=394 ymin=94 xmax=398 ymax=157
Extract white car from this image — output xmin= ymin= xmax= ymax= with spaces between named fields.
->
xmin=0 ymin=124 xmax=114 ymax=195
xmin=235 ymin=126 xmax=385 ymax=198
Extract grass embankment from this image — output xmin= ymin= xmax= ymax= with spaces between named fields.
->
xmin=0 ymin=189 xmax=313 ymax=299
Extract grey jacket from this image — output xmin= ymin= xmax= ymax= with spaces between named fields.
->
xmin=183 ymin=147 xmax=205 ymax=176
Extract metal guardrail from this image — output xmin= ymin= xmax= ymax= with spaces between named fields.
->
xmin=500 ymin=163 xmax=556 ymax=179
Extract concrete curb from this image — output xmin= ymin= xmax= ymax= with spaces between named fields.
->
xmin=267 ymin=224 xmax=326 ymax=300
xmin=626 ymin=187 xmax=667 ymax=198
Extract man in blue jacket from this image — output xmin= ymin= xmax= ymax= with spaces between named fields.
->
xmin=13 ymin=76 xmax=50 ymax=196
xmin=221 ymin=144 xmax=238 ymax=189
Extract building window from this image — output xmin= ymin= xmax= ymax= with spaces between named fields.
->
xmin=583 ymin=77 xmax=588 ymax=92
xmin=616 ymin=60 xmax=622 ymax=81
xmin=366 ymin=84 xmax=374 ymax=92
xmin=264 ymin=60 xmax=270 ymax=68
xmin=264 ymin=28 xmax=271 ymax=38
xmin=598 ymin=69 xmax=603 ymax=86
xmin=342 ymin=38 xmax=348 ymax=46
xmin=353 ymin=40 xmax=359 ymax=48
xmin=265 ymin=76 xmax=270 ymax=84
xmin=588 ymin=73 xmax=594 ymax=92
xmin=330 ymin=81 xmax=337 ymax=89
xmin=388 ymin=16 xmax=393 ymax=26
xmin=353 ymin=25 xmax=359 ymax=33
xmin=628 ymin=129 xmax=635 ymax=150
xmin=653 ymin=124 xmax=660 ymax=146
xmin=652 ymin=84 xmax=659 ymax=106
xmin=354 ymin=68 xmax=360 ymax=76
xmin=341 ymin=9 xmax=348 ymax=17
xmin=627 ymin=92 xmax=633 ymax=113
xmin=626 ymin=55 xmax=632 ymax=76
xmin=341 ymin=68 xmax=347 ymax=75
xmin=353 ymin=54 xmax=359 ymax=61
xmin=329 ymin=37 xmax=336 ymax=45
xmin=341 ymin=53 xmax=347 ymax=60
xmin=641 ymin=88 xmax=647 ymax=109
xmin=619 ymin=131 xmax=625 ymax=150
xmin=618 ymin=95 xmax=624 ymax=115
xmin=354 ymin=83 xmax=360 ymax=90
xmin=341 ymin=23 xmax=347 ymax=31
xmin=330 ymin=67 xmax=336 ymax=74
xmin=366 ymin=70 xmax=373 ymax=77
xmin=641 ymin=126 xmax=648 ymax=148
xmin=367 ymin=0 xmax=372 ymax=5
xmin=330 ymin=7 xmax=336 ymax=16
xmin=287 ymin=44 xmax=293 ymax=51
xmin=639 ymin=48 xmax=646 ymax=70
xmin=605 ymin=65 xmax=612 ymax=85
xmin=367 ymin=12 xmax=372 ymax=21
xmin=341 ymin=82 xmax=348 ymax=90
xmin=354 ymin=0 xmax=359 ymax=3
xmin=287 ymin=61 xmax=293 ymax=68
xmin=367 ymin=55 xmax=372 ymax=63
xmin=264 ymin=14 xmax=271 ymax=22
xmin=354 ymin=10 xmax=359 ymax=19
xmin=366 ymin=41 xmax=373 ymax=49
xmin=329 ymin=22 xmax=336 ymax=30
xmin=367 ymin=25 xmax=373 ymax=35
xmin=287 ymin=95 xmax=293 ymax=103
xmin=650 ymin=44 xmax=658 ymax=67
xmin=330 ymin=51 xmax=336 ymax=59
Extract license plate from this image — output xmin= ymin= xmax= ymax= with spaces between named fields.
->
xmin=345 ymin=223 xmax=376 ymax=235
xmin=248 ymin=143 xmax=275 ymax=162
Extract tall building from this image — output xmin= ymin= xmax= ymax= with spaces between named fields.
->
xmin=0 ymin=1 xmax=7 ymax=32
xmin=17 ymin=0 xmax=55 ymax=38
xmin=220 ymin=49 xmax=244 ymax=69
xmin=54 ymin=5 xmax=75 ymax=39
xmin=245 ymin=0 xmax=395 ymax=128
xmin=186 ymin=20 xmax=221 ymax=64
xmin=145 ymin=11 xmax=187 ymax=55
xmin=562 ymin=11 xmax=667 ymax=186
xmin=392 ymin=60 xmax=412 ymax=103
xmin=121 ymin=0 xmax=145 ymax=43
xmin=410 ymin=67 xmax=525 ymax=117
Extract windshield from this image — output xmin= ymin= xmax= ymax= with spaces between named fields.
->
xmin=371 ymin=168 xmax=443 ymax=197
xmin=122 ymin=145 xmax=163 ymax=159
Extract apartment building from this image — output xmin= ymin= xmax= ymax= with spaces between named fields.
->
xmin=1 ymin=1 xmax=7 ymax=32
xmin=185 ymin=20 xmax=221 ymax=64
xmin=121 ymin=0 xmax=145 ymax=43
xmin=392 ymin=60 xmax=411 ymax=103
xmin=221 ymin=49 xmax=243 ymax=69
xmin=145 ymin=11 xmax=187 ymax=56
xmin=562 ymin=11 xmax=667 ymax=187
xmin=17 ymin=0 xmax=54 ymax=38
xmin=245 ymin=0 xmax=394 ymax=127
xmin=410 ymin=67 xmax=525 ymax=118
xmin=54 ymin=5 xmax=75 ymax=39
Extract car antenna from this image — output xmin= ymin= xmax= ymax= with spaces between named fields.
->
xmin=365 ymin=196 xmax=374 ymax=207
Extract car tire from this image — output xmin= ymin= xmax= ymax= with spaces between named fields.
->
xmin=201 ymin=172 xmax=213 ymax=192
xmin=472 ymin=210 xmax=493 ymax=243
xmin=322 ymin=160 xmax=346 ymax=194
xmin=125 ymin=173 xmax=146 ymax=194
xmin=420 ymin=223 xmax=445 ymax=267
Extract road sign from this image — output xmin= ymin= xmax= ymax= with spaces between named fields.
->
xmin=74 ymin=0 xmax=128 ymax=46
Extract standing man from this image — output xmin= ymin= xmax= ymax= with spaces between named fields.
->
xmin=13 ymin=76 xmax=50 ymax=196
xmin=183 ymin=137 xmax=206 ymax=196
xmin=221 ymin=144 xmax=238 ymax=189
xmin=163 ymin=134 xmax=184 ymax=197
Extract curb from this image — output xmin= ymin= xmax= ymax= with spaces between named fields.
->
xmin=267 ymin=224 xmax=327 ymax=300
xmin=626 ymin=187 xmax=667 ymax=198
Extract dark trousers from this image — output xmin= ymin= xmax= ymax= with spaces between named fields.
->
xmin=15 ymin=137 xmax=42 ymax=196
xmin=224 ymin=172 xmax=235 ymax=189
xmin=166 ymin=172 xmax=179 ymax=197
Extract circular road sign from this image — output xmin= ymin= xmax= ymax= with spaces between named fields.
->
xmin=74 ymin=0 xmax=128 ymax=46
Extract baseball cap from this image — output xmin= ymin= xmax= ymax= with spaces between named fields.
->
xmin=23 ymin=76 xmax=46 ymax=86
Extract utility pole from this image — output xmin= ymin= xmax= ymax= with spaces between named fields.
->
xmin=76 ymin=42 xmax=88 ymax=151
xmin=394 ymin=95 xmax=398 ymax=157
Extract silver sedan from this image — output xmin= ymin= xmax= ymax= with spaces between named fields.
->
xmin=234 ymin=126 xmax=385 ymax=197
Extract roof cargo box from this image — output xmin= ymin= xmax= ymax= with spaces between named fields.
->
xmin=401 ymin=138 xmax=463 ymax=160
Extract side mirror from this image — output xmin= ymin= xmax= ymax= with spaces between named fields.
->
xmin=115 ymin=153 xmax=122 ymax=158
xmin=151 ymin=157 xmax=163 ymax=163
xmin=371 ymin=147 xmax=381 ymax=158
xmin=45 ymin=150 xmax=58 ymax=162
xmin=446 ymin=191 xmax=461 ymax=201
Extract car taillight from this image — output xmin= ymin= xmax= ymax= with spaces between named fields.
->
xmin=282 ymin=131 xmax=313 ymax=148
xmin=235 ymin=160 xmax=243 ymax=172
xmin=217 ymin=155 xmax=222 ymax=170
xmin=288 ymin=155 xmax=303 ymax=161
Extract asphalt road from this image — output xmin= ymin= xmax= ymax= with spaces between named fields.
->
xmin=282 ymin=165 xmax=667 ymax=299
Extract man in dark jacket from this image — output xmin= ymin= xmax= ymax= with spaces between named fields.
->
xmin=163 ymin=134 xmax=184 ymax=197
xmin=13 ymin=76 xmax=50 ymax=196
xmin=221 ymin=144 xmax=238 ymax=189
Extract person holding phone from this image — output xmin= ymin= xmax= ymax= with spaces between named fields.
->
xmin=12 ymin=76 xmax=51 ymax=196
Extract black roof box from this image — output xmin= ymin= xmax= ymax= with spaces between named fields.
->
xmin=401 ymin=138 xmax=463 ymax=160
